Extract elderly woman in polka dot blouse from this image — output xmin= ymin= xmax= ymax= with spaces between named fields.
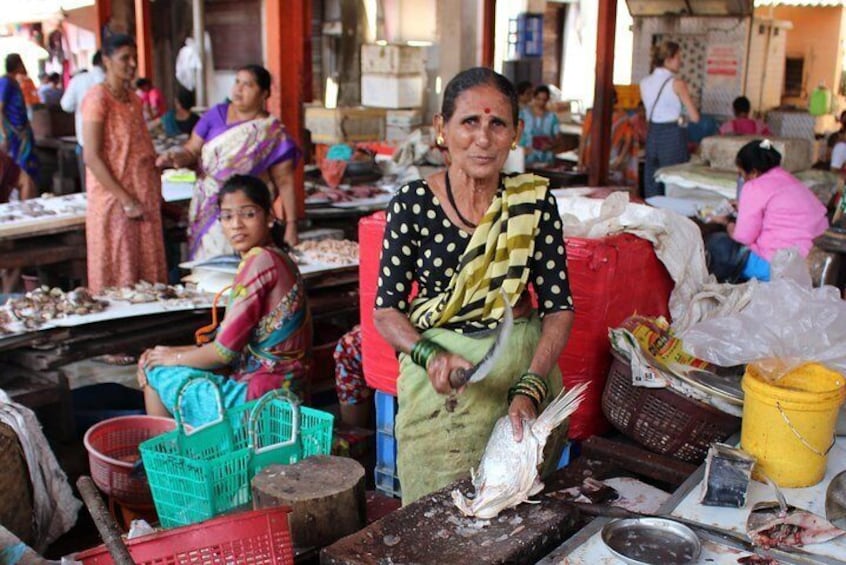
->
xmin=373 ymin=67 xmax=575 ymax=505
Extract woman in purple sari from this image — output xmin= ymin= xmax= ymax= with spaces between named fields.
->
xmin=156 ymin=64 xmax=300 ymax=260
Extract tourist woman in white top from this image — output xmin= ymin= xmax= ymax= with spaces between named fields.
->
xmin=639 ymin=41 xmax=700 ymax=198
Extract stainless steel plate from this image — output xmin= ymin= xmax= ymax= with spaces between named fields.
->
xmin=678 ymin=369 xmax=744 ymax=406
xmin=601 ymin=517 xmax=702 ymax=565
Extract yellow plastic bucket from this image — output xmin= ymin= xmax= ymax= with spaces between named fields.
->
xmin=741 ymin=363 xmax=846 ymax=487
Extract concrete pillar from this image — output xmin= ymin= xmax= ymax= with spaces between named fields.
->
xmin=192 ymin=0 xmax=206 ymax=107
xmin=134 ymin=0 xmax=153 ymax=80
xmin=95 ymin=0 xmax=111 ymax=49
xmin=265 ymin=0 xmax=309 ymax=219
xmin=588 ymin=0 xmax=617 ymax=187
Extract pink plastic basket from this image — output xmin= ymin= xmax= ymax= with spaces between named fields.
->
xmin=83 ymin=415 xmax=177 ymax=506
xmin=75 ymin=507 xmax=295 ymax=564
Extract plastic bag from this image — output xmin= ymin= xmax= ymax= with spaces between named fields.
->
xmin=680 ymin=249 xmax=846 ymax=380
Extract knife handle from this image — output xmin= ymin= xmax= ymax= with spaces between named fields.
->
xmin=449 ymin=368 xmax=468 ymax=389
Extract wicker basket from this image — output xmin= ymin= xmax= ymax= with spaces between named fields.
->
xmin=601 ymin=350 xmax=741 ymax=463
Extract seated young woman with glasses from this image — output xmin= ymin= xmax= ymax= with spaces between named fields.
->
xmin=136 ymin=174 xmax=311 ymax=427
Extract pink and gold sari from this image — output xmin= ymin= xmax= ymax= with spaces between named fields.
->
xmin=189 ymin=116 xmax=299 ymax=260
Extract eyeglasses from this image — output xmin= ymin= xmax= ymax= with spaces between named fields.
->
xmin=219 ymin=208 xmax=261 ymax=222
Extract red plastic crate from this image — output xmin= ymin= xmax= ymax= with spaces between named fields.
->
xmin=359 ymin=211 xmax=403 ymax=396
xmin=358 ymin=213 xmax=674 ymax=439
xmin=75 ymin=507 xmax=294 ymax=564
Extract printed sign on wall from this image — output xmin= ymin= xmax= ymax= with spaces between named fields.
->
xmin=706 ymin=44 xmax=740 ymax=82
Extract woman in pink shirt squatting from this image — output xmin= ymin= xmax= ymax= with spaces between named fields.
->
xmin=706 ymin=139 xmax=828 ymax=282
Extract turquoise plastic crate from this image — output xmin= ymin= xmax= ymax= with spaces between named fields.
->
xmin=140 ymin=378 xmax=334 ymax=528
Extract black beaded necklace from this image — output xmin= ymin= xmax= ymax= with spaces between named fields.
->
xmin=444 ymin=170 xmax=477 ymax=229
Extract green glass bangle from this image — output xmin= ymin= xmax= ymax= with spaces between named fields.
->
xmin=508 ymin=387 xmax=540 ymax=411
xmin=410 ymin=339 xmax=445 ymax=369
xmin=522 ymin=372 xmax=549 ymax=392
xmin=508 ymin=382 xmax=542 ymax=404
xmin=518 ymin=380 xmax=546 ymax=403
xmin=520 ymin=372 xmax=549 ymax=400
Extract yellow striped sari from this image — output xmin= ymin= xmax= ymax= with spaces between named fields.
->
xmin=409 ymin=173 xmax=550 ymax=330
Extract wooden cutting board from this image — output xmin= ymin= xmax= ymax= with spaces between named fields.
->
xmin=321 ymin=460 xmax=616 ymax=565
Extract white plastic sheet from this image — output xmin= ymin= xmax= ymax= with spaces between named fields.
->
xmin=680 ymin=249 xmax=846 ymax=380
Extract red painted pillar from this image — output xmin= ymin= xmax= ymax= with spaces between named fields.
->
xmin=482 ymin=0 xmax=497 ymax=68
xmin=95 ymin=0 xmax=111 ymax=49
xmin=266 ymin=0 xmax=309 ymax=219
xmin=134 ymin=0 xmax=153 ymax=80
xmin=588 ymin=0 xmax=617 ymax=187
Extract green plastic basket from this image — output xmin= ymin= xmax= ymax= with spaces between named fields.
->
xmin=140 ymin=377 xmax=334 ymax=528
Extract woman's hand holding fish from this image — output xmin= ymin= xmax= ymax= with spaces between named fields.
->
xmin=508 ymin=395 xmax=537 ymax=443
xmin=427 ymin=352 xmax=473 ymax=395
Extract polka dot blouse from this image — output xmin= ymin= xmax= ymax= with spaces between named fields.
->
xmin=375 ymin=178 xmax=574 ymax=333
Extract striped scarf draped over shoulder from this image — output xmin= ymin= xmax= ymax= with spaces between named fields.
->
xmin=409 ymin=173 xmax=550 ymax=331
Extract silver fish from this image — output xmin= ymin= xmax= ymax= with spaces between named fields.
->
xmin=451 ymin=382 xmax=588 ymax=519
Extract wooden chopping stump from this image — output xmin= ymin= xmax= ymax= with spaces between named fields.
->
xmin=253 ymin=455 xmax=366 ymax=549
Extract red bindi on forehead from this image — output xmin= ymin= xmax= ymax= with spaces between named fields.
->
xmin=484 ymin=108 xmax=491 ymax=114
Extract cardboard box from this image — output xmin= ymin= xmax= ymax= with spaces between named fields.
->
xmin=305 ymin=106 xmax=386 ymax=144
xmin=361 ymin=74 xmax=424 ymax=110
xmin=361 ymin=43 xmax=425 ymax=74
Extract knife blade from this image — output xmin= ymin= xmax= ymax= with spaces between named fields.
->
xmin=448 ymin=289 xmax=514 ymax=389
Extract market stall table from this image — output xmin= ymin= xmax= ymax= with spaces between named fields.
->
xmin=0 ymin=294 xmax=216 ymax=439
xmin=0 ymin=168 xmax=197 ymax=282
xmin=0 ymin=194 xmax=88 ymax=284
xmin=541 ymin=436 xmax=846 ymax=564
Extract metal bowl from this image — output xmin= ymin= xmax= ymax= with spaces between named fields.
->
xmin=601 ymin=517 xmax=701 ymax=565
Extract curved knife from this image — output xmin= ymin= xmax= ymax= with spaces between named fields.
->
xmin=448 ymin=289 xmax=514 ymax=389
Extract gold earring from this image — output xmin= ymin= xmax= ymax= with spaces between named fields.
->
xmin=436 ymin=134 xmax=445 ymax=146
xmin=511 ymin=140 xmax=518 ymax=150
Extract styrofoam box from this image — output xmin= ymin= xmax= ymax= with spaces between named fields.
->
xmin=304 ymin=105 xmax=386 ymax=144
xmin=361 ymin=74 xmax=424 ymax=110
xmin=386 ymin=125 xmax=417 ymax=142
xmin=699 ymin=135 xmax=812 ymax=173
xmin=386 ymin=109 xmax=422 ymax=127
xmin=361 ymin=43 xmax=425 ymax=75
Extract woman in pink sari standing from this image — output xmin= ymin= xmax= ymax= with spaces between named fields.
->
xmin=156 ymin=64 xmax=301 ymax=260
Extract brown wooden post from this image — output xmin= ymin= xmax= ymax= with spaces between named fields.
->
xmin=134 ymin=0 xmax=153 ymax=80
xmin=266 ymin=0 xmax=308 ymax=220
xmin=482 ymin=0 xmax=497 ymax=68
xmin=94 ymin=0 xmax=111 ymax=49
xmin=588 ymin=0 xmax=617 ymax=187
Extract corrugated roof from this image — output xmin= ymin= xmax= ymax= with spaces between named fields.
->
xmin=626 ymin=0 xmax=844 ymax=15
xmin=755 ymin=0 xmax=845 ymax=6
xmin=626 ymin=0 xmax=754 ymax=17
